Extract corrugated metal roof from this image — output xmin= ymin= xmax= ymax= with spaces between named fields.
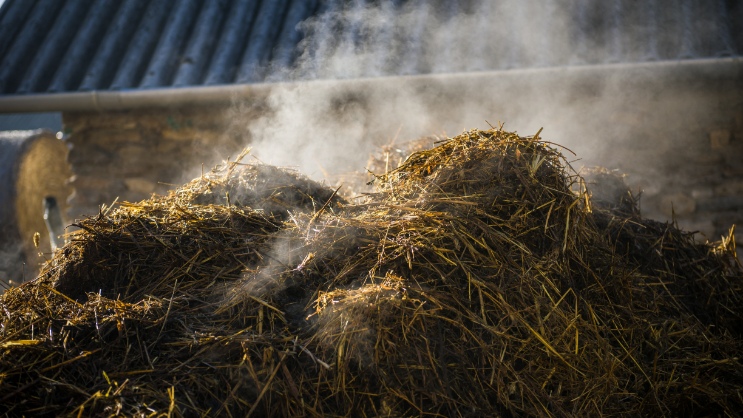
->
xmin=0 ymin=0 xmax=740 ymax=96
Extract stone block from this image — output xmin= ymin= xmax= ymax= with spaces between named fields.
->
xmin=683 ymin=164 xmax=721 ymax=179
xmin=117 ymin=144 xmax=152 ymax=160
xmin=64 ymin=111 xmax=138 ymax=131
xmin=714 ymin=181 xmax=743 ymax=196
xmin=690 ymin=188 xmax=714 ymax=200
xmin=93 ymin=129 xmax=143 ymax=145
xmin=68 ymin=175 xmax=114 ymax=191
xmin=67 ymin=144 xmax=113 ymax=167
xmin=116 ymin=162 xmax=156 ymax=178
xmin=154 ymin=138 xmax=180 ymax=153
xmin=710 ymin=130 xmax=731 ymax=150
xmin=696 ymin=196 xmax=743 ymax=213
xmin=692 ymin=153 xmax=724 ymax=165
xmin=735 ymin=111 xmax=743 ymax=133
xmin=124 ymin=177 xmax=158 ymax=195
xmin=722 ymin=166 xmax=743 ymax=178
xmin=161 ymin=127 xmax=219 ymax=142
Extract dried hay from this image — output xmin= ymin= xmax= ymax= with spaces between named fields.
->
xmin=1 ymin=128 xmax=741 ymax=417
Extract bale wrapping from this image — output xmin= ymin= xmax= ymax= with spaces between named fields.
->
xmin=0 ymin=128 xmax=741 ymax=417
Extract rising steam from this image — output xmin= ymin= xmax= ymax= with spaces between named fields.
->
xmin=226 ymin=0 xmax=733 ymax=225
xmin=244 ymin=0 xmax=577 ymax=178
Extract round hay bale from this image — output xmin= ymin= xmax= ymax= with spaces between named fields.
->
xmin=0 ymin=130 xmax=72 ymax=286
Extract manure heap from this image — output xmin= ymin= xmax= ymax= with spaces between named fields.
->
xmin=1 ymin=128 xmax=742 ymax=417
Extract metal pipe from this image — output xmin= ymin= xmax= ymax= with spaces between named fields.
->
xmin=43 ymin=196 xmax=64 ymax=251
xmin=0 ymin=57 xmax=740 ymax=114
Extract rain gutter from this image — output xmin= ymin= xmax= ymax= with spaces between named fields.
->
xmin=0 ymin=58 xmax=740 ymax=114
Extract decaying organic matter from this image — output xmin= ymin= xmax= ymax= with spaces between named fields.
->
xmin=1 ymin=128 xmax=741 ymax=417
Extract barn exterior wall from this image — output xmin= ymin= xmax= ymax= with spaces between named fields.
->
xmin=62 ymin=105 xmax=259 ymax=221
xmin=61 ymin=61 xmax=743 ymax=252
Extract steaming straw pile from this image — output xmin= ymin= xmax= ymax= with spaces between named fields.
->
xmin=1 ymin=128 xmax=742 ymax=417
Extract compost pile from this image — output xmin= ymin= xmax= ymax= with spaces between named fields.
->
xmin=1 ymin=128 xmax=742 ymax=417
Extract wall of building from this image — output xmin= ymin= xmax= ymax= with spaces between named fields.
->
xmin=630 ymin=110 xmax=743 ymax=244
xmin=61 ymin=60 xmax=743 ymax=254
xmin=62 ymin=105 xmax=258 ymax=221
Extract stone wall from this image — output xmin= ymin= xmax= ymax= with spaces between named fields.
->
xmin=61 ymin=63 xmax=743 ymax=257
xmin=652 ymin=122 xmax=743 ymax=245
xmin=610 ymin=105 xmax=743 ymax=252
xmin=62 ymin=105 xmax=259 ymax=220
